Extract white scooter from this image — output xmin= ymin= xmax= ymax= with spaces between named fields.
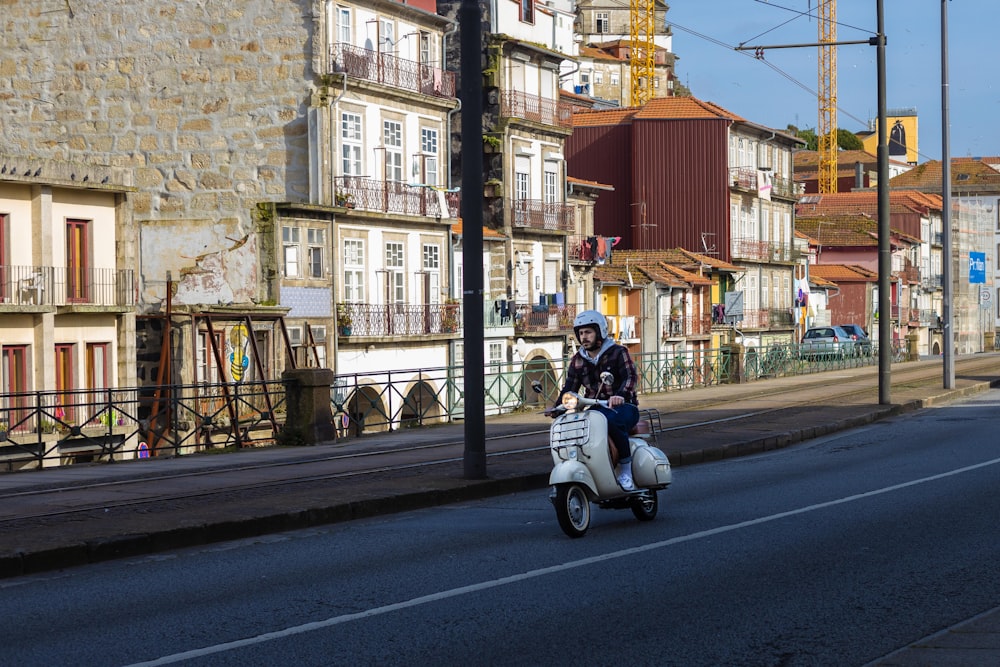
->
xmin=542 ymin=381 xmax=673 ymax=538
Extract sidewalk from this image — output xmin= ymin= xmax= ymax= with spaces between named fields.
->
xmin=2 ymin=356 xmax=1000 ymax=665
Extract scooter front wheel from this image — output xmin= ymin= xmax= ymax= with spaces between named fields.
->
xmin=554 ymin=483 xmax=591 ymax=538
xmin=630 ymin=489 xmax=658 ymax=522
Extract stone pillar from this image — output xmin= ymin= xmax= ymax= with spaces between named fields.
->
xmin=905 ymin=332 xmax=920 ymax=361
xmin=280 ymin=368 xmax=336 ymax=446
xmin=985 ymin=330 xmax=996 ymax=352
xmin=727 ymin=343 xmax=744 ymax=384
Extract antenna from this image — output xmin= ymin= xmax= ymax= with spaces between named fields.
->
xmin=701 ymin=232 xmax=717 ymax=256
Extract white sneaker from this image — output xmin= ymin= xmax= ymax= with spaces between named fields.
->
xmin=617 ymin=467 xmax=635 ymax=491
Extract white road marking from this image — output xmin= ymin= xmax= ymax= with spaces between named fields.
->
xmin=125 ymin=455 xmax=1000 ymax=667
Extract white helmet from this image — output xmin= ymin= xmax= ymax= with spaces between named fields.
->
xmin=573 ymin=309 xmax=608 ymax=341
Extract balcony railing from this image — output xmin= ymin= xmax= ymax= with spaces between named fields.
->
xmin=509 ymin=198 xmax=574 ymax=232
xmin=327 ymin=43 xmax=455 ymax=99
xmin=731 ymin=238 xmax=794 ymax=263
xmin=513 ymin=304 xmax=576 ymax=334
xmin=0 ymin=265 xmax=134 ymax=308
xmin=335 ymin=176 xmax=459 ymax=218
xmin=729 ymin=167 xmax=798 ymax=200
xmin=338 ymin=303 xmax=461 ymax=337
xmin=662 ymin=314 xmax=713 ymax=338
xmin=500 ymin=90 xmax=573 ymax=128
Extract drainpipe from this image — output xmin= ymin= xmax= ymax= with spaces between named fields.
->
xmin=443 ymin=19 xmax=461 ymax=190
xmin=329 ymin=73 xmax=347 ymax=374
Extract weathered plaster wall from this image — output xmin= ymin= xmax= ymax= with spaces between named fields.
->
xmin=0 ymin=0 xmax=320 ymax=311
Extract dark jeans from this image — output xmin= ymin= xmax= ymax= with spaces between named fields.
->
xmin=594 ymin=403 xmax=639 ymax=461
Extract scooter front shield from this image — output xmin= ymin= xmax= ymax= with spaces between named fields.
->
xmin=548 ymin=460 xmax=598 ymax=497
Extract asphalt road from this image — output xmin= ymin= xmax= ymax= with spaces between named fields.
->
xmin=2 ymin=388 xmax=999 ymax=666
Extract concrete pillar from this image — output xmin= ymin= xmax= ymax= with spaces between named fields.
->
xmin=280 ymin=368 xmax=336 ymax=446
xmin=727 ymin=343 xmax=744 ymax=384
xmin=985 ymin=330 xmax=996 ymax=352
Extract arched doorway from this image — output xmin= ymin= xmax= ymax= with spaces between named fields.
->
xmin=523 ymin=355 xmax=557 ymax=408
xmin=347 ymin=386 xmax=388 ymax=436
xmin=400 ymin=380 xmax=441 ymax=427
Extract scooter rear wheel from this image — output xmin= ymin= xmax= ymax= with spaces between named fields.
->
xmin=630 ymin=489 xmax=658 ymax=521
xmin=554 ymin=483 xmax=590 ymax=538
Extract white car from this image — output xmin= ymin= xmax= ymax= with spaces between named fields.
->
xmin=800 ymin=326 xmax=857 ymax=359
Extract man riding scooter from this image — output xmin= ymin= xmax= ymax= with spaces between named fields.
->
xmin=552 ymin=310 xmax=640 ymax=491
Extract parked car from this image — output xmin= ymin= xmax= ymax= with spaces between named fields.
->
xmin=800 ymin=325 xmax=856 ymax=359
xmin=838 ymin=323 xmax=873 ymax=356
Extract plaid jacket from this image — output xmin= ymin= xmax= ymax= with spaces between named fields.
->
xmin=557 ymin=343 xmax=638 ymax=406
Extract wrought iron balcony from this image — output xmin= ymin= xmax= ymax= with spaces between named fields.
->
xmin=662 ymin=314 xmax=712 ymax=338
xmin=513 ymin=304 xmax=576 ymax=334
xmin=334 ymin=176 xmax=459 ymax=218
xmin=337 ymin=302 xmax=461 ymax=338
xmin=500 ymin=90 xmax=573 ymax=128
xmin=327 ymin=43 xmax=455 ymax=99
xmin=731 ymin=238 xmax=794 ymax=263
xmin=0 ymin=265 xmax=134 ymax=308
xmin=509 ymin=198 xmax=574 ymax=232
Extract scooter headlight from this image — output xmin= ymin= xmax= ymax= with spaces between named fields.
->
xmin=561 ymin=393 xmax=579 ymax=411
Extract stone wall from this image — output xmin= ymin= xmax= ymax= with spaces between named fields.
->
xmin=0 ymin=0 xmax=321 ymax=311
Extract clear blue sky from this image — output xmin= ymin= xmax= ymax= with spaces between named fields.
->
xmin=667 ymin=1 xmax=996 ymax=162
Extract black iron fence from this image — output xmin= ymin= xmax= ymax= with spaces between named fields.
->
xmin=1 ymin=343 xmax=895 ymax=470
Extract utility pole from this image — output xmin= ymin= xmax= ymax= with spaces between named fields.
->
xmin=460 ymin=0 xmax=487 ymax=478
xmin=736 ymin=6 xmax=891 ymax=404
xmin=941 ymin=0 xmax=955 ymax=389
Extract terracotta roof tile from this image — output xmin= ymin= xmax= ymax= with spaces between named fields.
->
xmin=795 ymin=190 xmax=943 ymax=217
xmin=571 ymin=108 xmax=639 ymax=127
xmin=450 ymin=221 xmax=506 ymax=239
xmin=808 ymin=264 xmax=878 ymax=281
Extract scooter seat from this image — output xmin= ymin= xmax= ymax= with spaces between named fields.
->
xmin=629 ymin=419 xmax=652 ymax=436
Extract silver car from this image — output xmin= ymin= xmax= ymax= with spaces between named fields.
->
xmin=800 ymin=325 xmax=857 ymax=359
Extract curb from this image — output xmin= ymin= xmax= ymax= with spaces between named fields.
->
xmin=3 ymin=377 xmax=997 ymax=579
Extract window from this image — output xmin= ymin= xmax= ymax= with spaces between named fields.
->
xmin=610 ymin=71 xmax=619 ymax=86
xmin=196 ymin=331 xmax=224 ymax=385
xmin=0 ymin=213 xmax=7 ymax=302
xmin=55 ymin=343 xmax=75 ymax=423
xmin=383 ymin=120 xmax=403 ymax=182
xmin=423 ymin=243 xmax=441 ymax=307
xmin=282 ymin=226 xmax=300 ymax=277
xmin=419 ymin=31 xmax=432 ymax=65
xmin=379 ymin=19 xmax=394 ymax=52
xmin=86 ymin=342 xmax=109 ymax=424
xmin=520 ymin=0 xmax=534 ymax=23
xmin=308 ymin=228 xmax=325 ymax=278
xmin=343 ymin=238 xmax=365 ymax=303
xmin=420 ymin=127 xmax=439 ymax=186
xmin=594 ymin=71 xmax=603 ymax=85
xmin=66 ymin=219 xmax=90 ymax=303
xmin=544 ymin=170 xmax=557 ymax=204
xmin=515 ymin=171 xmax=529 ymax=201
xmin=1 ymin=345 xmax=29 ymax=430
xmin=385 ymin=241 xmax=404 ymax=303
xmin=336 ymin=5 xmax=351 ymax=44
xmin=596 ymin=12 xmax=609 ymax=33
xmin=341 ymin=112 xmax=363 ymax=176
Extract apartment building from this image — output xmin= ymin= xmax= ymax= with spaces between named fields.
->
xmin=0 ymin=156 xmax=136 ymax=466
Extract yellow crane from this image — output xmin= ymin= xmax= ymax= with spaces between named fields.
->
xmin=629 ymin=0 xmax=655 ymax=107
xmin=817 ymin=0 xmax=838 ymax=193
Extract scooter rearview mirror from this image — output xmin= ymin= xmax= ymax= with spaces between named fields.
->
xmin=530 ymin=380 xmax=543 ymax=394
xmin=600 ymin=371 xmax=614 ymax=386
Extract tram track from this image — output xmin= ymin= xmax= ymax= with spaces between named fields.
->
xmin=2 ymin=355 xmax=998 ymax=526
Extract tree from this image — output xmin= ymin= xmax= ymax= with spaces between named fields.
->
xmin=786 ymin=125 xmax=863 ymax=152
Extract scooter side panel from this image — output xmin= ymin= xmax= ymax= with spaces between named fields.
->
xmin=631 ymin=443 xmax=673 ymax=488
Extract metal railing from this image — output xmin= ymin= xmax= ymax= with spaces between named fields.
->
xmin=0 ymin=265 xmax=134 ymax=307
xmin=0 ymin=380 xmax=284 ymax=470
xmin=327 ymin=43 xmax=455 ymax=98
xmin=500 ymin=90 xmax=574 ymax=128
xmin=512 ymin=304 xmax=576 ymax=334
xmin=334 ymin=176 xmax=459 ymax=218
xmin=338 ymin=302 xmax=461 ymax=337
xmin=509 ymin=198 xmax=575 ymax=232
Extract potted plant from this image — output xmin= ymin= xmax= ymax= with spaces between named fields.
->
xmin=335 ymin=190 xmax=355 ymax=208
xmin=336 ymin=304 xmax=353 ymax=336
xmin=440 ymin=298 xmax=460 ymax=333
